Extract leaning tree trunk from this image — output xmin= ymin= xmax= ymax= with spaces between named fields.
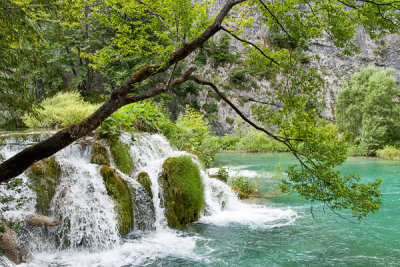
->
xmin=0 ymin=0 xmax=243 ymax=184
xmin=0 ymin=97 xmax=123 ymax=182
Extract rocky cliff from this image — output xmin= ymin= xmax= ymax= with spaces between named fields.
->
xmin=181 ymin=2 xmax=400 ymax=135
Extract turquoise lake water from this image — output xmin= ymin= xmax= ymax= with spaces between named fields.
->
xmin=171 ymin=152 xmax=400 ymax=266
xmin=8 ymin=150 xmax=399 ymax=266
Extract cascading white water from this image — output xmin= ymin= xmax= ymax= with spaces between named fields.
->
xmin=120 ymin=132 xmax=186 ymax=230
xmin=0 ymin=133 xmax=46 ymax=220
xmin=0 ymin=131 xmax=297 ymax=266
xmin=49 ymin=142 xmax=119 ymax=249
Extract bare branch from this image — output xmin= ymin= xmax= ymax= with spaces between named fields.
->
xmin=220 ymin=26 xmax=279 ymax=65
xmin=188 ymin=76 xmax=299 ymax=143
xmin=111 ymin=0 xmax=244 ymax=100
xmin=123 ymin=67 xmax=196 ymax=105
xmin=134 ymin=1 xmax=174 ymax=34
xmin=257 ymin=0 xmax=297 ymax=46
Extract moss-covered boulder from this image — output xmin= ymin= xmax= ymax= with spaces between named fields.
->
xmin=27 ymin=156 xmax=61 ymax=215
xmin=100 ymin=165 xmax=134 ymax=236
xmin=110 ymin=139 xmax=133 ymax=174
xmin=160 ymin=156 xmax=204 ymax=228
xmin=90 ymin=143 xmax=110 ymax=165
xmin=137 ymin=172 xmax=152 ymax=199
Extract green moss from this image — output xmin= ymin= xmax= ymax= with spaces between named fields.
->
xmin=27 ymin=156 xmax=61 ymax=214
xmin=137 ymin=172 xmax=152 ymax=199
xmin=110 ymin=139 xmax=133 ymax=174
xmin=90 ymin=143 xmax=110 ymax=165
xmin=100 ymin=165 xmax=134 ymax=236
xmin=225 ymin=117 xmax=234 ymax=125
xmin=160 ymin=156 xmax=204 ymax=228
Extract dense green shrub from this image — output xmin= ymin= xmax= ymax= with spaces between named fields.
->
xmin=98 ymin=101 xmax=175 ymax=139
xmin=336 ymin=65 xmax=400 ymax=154
xmin=376 ymin=146 xmax=400 ymax=160
xmin=234 ymin=129 xmax=289 ymax=153
xmin=219 ymin=135 xmax=241 ymax=150
xmin=23 ymin=91 xmax=100 ymax=128
xmin=267 ymin=28 xmax=298 ymax=50
xmin=171 ymin=106 xmax=221 ymax=167
xmin=230 ymin=176 xmax=253 ymax=199
xmin=210 ymin=166 xmax=229 ymax=183
xmin=194 ymin=49 xmax=207 ymax=67
xmin=204 ymin=34 xmax=238 ymax=65
xmin=347 ymin=144 xmax=369 ymax=157
xmin=218 ymin=119 xmax=289 ymax=153
xmin=228 ymin=67 xmax=249 ymax=85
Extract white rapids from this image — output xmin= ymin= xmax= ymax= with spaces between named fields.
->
xmin=0 ymin=131 xmax=297 ymax=266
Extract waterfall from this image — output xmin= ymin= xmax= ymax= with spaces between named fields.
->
xmin=50 ymin=143 xmax=119 ymax=249
xmin=0 ymin=131 xmax=297 ymax=266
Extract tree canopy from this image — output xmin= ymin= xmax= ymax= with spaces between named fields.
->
xmin=1 ymin=0 xmax=400 ymax=218
xmin=336 ymin=65 xmax=400 ymax=155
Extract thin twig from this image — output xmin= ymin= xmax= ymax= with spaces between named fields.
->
xmin=220 ymin=26 xmax=279 ymax=65
xmin=257 ymin=0 xmax=297 ymax=47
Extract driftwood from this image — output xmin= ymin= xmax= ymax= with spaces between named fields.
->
xmin=24 ymin=214 xmax=60 ymax=227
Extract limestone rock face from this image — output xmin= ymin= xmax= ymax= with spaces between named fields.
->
xmin=159 ymin=156 xmax=204 ymax=228
xmin=180 ymin=2 xmax=400 ymax=134
xmin=100 ymin=165 xmax=134 ymax=235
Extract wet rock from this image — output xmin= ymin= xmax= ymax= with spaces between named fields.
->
xmin=160 ymin=156 xmax=204 ymax=228
xmin=26 ymin=156 xmax=61 ymax=215
xmin=100 ymin=165 xmax=134 ymax=235
xmin=90 ymin=143 xmax=110 ymax=165
xmin=109 ymin=139 xmax=133 ymax=174
xmin=137 ymin=172 xmax=152 ymax=199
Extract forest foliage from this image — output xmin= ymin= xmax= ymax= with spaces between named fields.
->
xmin=336 ymin=65 xmax=400 ymax=155
xmin=1 ymin=0 xmax=400 ymax=218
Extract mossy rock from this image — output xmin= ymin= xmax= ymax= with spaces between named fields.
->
xmin=90 ymin=143 xmax=110 ymax=165
xmin=232 ymin=186 xmax=248 ymax=199
xmin=100 ymin=165 xmax=134 ymax=236
xmin=160 ymin=156 xmax=204 ymax=228
xmin=137 ymin=172 xmax=152 ymax=199
xmin=109 ymin=139 xmax=133 ymax=174
xmin=27 ymin=156 xmax=61 ymax=215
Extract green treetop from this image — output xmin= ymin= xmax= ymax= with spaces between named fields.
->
xmin=336 ymin=65 xmax=400 ymax=154
xmin=1 ymin=0 xmax=400 ymax=219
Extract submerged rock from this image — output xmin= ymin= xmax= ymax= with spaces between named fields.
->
xmin=27 ymin=156 xmax=61 ymax=215
xmin=110 ymin=139 xmax=134 ymax=174
xmin=137 ymin=172 xmax=152 ymax=199
xmin=160 ymin=156 xmax=204 ymax=228
xmin=100 ymin=165 xmax=134 ymax=236
xmin=0 ymin=215 xmax=33 ymax=264
xmin=90 ymin=143 xmax=110 ymax=165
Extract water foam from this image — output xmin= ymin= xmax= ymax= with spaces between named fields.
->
xmin=1 ymin=131 xmax=297 ymax=266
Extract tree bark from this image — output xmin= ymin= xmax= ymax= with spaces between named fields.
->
xmin=0 ymin=66 xmax=196 ymax=183
xmin=0 ymin=0 xmax=243 ymax=183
